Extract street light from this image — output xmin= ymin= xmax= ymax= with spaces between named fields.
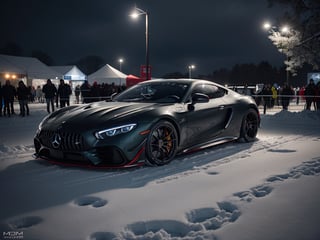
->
xmin=263 ymin=22 xmax=272 ymax=30
xmin=118 ymin=58 xmax=123 ymax=72
xmin=130 ymin=7 xmax=150 ymax=80
xmin=263 ymin=22 xmax=291 ymax=84
xmin=188 ymin=65 xmax=195 ymax=79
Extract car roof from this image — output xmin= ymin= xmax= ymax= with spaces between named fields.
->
xmin=141 ymin=78 xmax=218 ymax=85
xmin=144 ymin=78 xmax=229 ymax=90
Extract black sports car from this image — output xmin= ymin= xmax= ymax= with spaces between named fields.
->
xmin=34 ymin=79 xmax=260 ymax=168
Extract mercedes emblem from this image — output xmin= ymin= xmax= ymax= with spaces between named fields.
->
xmin=52 ymin=133 xmax=62 ymax=149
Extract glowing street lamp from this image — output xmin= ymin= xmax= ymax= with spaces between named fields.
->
xmin=188 ymin=65 xmax=195 ymax=79
xmin=263 ymin=22 xmax=272 ymax=30
xmin=130 ymin=6 xmax=150 ymax=80
xmin=119 ymin=58 xmax=124 ymax=72
xmin=281 ymin=26 xmax=289 ymax=34
xmin=263 ymin=21 xmax=290 ymax=33
xmin=263 ymin=21 xmax=291 ymax=84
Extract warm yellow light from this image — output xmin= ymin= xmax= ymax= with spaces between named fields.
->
xmin=12 ymin=74 xmax=16 ymax=79
xmin=5 ymin=73 xmax=10 ymax=79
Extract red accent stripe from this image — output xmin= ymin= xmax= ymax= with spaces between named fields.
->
xmin=125 ymin=146 xmax=145 ymax=166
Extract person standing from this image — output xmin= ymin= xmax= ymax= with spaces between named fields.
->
xmin=75 ymin=85 xmax=81 ymax=104
xmin=16 ymin=81 xmax=30 ymax=117
xmin=281 ymin=84 xmax=294 ymax=110
xmin=42 ymin=79 xmax=57 ymax=113
xmin=304 ymin=79 xmax=316 ymax=110
xmin=261 ymin=84 xmax=272 ymax=114
xmin=271 ymin=85 xmax=278 ymax=107
xmin=80 ymin=80 xmax=91 ymax=103
xmin=90 ymin=81 xmax=100 ymax=102
xmin=57 ymin=79 xmax=72 ymax=108
xmin=2 ymin=80 xmax=16 ymax=117
xmin=36 ymin=86 xmax=43 ymax=103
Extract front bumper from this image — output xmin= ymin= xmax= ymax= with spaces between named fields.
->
xmin=34 ymin=130 xmax=147 ymax=168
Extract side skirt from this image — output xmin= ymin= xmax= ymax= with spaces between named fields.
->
xmin=181 ymin=136 xmax=238 ymax=154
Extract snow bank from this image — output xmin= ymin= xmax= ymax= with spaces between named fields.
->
xmin=0 ymin=104 xmax=319 ymax=240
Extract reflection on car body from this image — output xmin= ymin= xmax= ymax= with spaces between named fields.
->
xmin=34 ymin=79 xmax=260 ymax=168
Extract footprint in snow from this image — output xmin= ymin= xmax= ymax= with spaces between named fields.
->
xmin=120 ymin=201 xmax=240 ymax=239
xmin=206 ymin=171 xmax=219 ymax=175
xmin=89 ymin=231 xmax=117 ymax=240
xmin=186 ymin=201 xmax=240 ymax=230
xmin=74 ymin=196 xmax=108 ymax=208
xmin=234 ymin=184 xmax=273 ymax=202
xmin=125 ymin=220 xmax=192 ymax=238
xmin=9 ymin=216 xmax=43 ymax=229
xmin=267 ymin=149 xmax=296 ymax=153
xmin=235 ymin=159 xmax=320 ymax=202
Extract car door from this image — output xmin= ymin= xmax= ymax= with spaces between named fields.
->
xmin=184 ymin=83 xmax=231 ymax=147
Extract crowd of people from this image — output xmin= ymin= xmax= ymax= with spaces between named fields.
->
xmin=1 ymin=78 xmax=319 ymax=117
xmin=0 ymin=79 xmax=126 ymax=116
xmin=78 ymin=80 xmax=126 ymax=104
xmin=254 ymin=79 xmax=320 ymax=114
xmin=0 ymin=79 xmax=73 ymax=116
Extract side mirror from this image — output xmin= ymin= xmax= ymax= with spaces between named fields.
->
xmin=110 ymin=92 xmax=118 ymax=101
xmin=188 ymin=93 xmax=209 ymax=111
xmin=192 ymin=93 xmax=209 ymax=104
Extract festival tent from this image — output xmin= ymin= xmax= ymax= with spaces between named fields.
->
xmin=50 ymin=65 xmax=86 ymax=81
xmin=0 ymin=54 xmax=60 ymax=86
xmin=88 ymin=64 xmax=127 ymax=85
xmin=126 ymin=74 xmax=144 ymax=87
xmin=50 ymin=65 xmax=87 ymax=90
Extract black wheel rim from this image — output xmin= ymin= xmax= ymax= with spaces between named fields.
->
xmin=245 ymin=112 xmax=258 ymax=138
xmin=149 ymin=124 xmax=177 ymax=164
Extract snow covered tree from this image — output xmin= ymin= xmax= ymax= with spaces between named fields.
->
xmin=267 ymin=0 xmax=320 ymax=74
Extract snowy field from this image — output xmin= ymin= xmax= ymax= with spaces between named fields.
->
xmin=0 ymin=101 xmax=320 ymax=240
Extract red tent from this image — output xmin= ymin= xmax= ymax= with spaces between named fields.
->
xmin=126 ymin=74 xmax=144 ymax=87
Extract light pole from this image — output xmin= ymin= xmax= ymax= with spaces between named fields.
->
xmin=118 ymin=58 xmax=123 ymax=72
xmin=130 ymin=7 xmax=150 ymax=80
xmin=188 ymin=65 xmax=195 ymax=79
xmin=263 ymin=22 xmax=291 ymax=85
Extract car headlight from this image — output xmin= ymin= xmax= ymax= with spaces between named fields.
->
xmin=95 ymin=124 xmax=137 ymax=139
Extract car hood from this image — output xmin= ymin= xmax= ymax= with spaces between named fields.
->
xmin=42 ymin=101 xmax=162 ymax=131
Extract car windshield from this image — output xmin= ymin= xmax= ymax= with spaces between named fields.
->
xmin=114 ymin=81 xmax=190 ymax=103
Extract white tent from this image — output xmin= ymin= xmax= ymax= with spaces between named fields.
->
xmin=0 ymin=54 xmax=60 ymax=80
xmin=50 ymin=65 xmax=87 ymax=90
xmin=88 ymin=64 xmax=127 ymax=85
xmin=50 ymin=65 xmax=86 ymax=81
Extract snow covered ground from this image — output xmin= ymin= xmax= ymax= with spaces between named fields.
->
xmin=0 ymin=102 xmax=320 ymax=240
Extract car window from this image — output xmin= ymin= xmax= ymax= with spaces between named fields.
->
xmin=192 ymin=84 xmax=226 ymax=99
xmin=114 ymin=82 xmax=190 ymax=103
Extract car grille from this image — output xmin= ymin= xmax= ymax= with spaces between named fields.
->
xmin=39 ymin=130 xmax=86 ymax=151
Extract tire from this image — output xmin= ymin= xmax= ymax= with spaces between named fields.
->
xmin=146 ymin=121 xmax=178 ymax=166
xmin=240 ymin=109 xmax=259 ymax=142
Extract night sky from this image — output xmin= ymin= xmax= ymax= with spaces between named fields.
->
xmin=0 ymin=0 xmax=287 ymax=77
